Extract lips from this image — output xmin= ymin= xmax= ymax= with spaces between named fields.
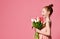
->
xmin=43 ymin=15 xmax=44 ymax=16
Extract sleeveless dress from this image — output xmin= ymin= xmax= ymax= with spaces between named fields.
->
xmin=39 ymin=21 xmax=51 ymax=39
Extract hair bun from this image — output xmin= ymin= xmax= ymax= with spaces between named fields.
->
xmin=49 ymin=4 xmax=53 ymax=7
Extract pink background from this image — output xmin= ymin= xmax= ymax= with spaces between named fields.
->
xmin=0 ymin=0 xmax=60 ymax=39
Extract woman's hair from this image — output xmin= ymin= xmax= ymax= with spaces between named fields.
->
xmin=44 ymin=4 xmax=53 ymax=16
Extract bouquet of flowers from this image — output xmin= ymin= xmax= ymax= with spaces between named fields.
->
xmin=31 ymin=17 xmax=44 ymax=30
xmin=31 ymin=17 xmax=44 ymax=39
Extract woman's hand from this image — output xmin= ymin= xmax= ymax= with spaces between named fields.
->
xmin=32 ymin=27 xmax=36 ymax=32
xmin=36 ymin=28 xmax=41 ymax=34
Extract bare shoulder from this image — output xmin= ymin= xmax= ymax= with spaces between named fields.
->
xmin=45 ymin=19 xmax=51 ymax=28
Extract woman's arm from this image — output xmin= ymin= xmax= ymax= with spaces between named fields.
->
xmin=36 ymin=19 xmax=51 ymax=36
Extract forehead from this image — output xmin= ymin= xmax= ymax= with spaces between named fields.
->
xmin=42 ymin=8 xmax=47 ymax=11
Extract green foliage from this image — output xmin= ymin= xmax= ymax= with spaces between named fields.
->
xmin=32 ymin=21 xmax=43 ymax=30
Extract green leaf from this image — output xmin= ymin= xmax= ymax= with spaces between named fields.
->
xmin=32 ymin=21 xmax=43 ymax=30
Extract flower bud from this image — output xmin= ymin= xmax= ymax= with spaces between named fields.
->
xmin=36 ymin=17 xmax=40 ymax=22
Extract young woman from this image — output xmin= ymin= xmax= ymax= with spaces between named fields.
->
xmin=34 ymin=4 xmax=53 ymax=39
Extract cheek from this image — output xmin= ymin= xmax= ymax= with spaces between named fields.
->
xmin=45 ymin=12 xmax=47 ymax=15
xmin=42 ymin=12 xmax=46 ymax=15
xmin=44 ymin=11 xmax=47 ymax=16
xmin=41 ymin=8 xmax=47 ymax=16
xmin=42 ymin=11 xmax=44 ymax=15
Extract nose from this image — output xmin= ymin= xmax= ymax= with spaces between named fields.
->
xmin=42 ymin=12 xmax=44 ymax=15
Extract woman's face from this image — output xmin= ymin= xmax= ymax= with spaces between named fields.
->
xmin=41 ymin=8 xmax=49 ymax=18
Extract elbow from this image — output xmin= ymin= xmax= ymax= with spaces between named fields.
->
xmin=47 ymin=33 xmax=51 ymax=36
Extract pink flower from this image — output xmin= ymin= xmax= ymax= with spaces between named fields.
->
xmin=39 ymin=17 xmax=44 ymax=23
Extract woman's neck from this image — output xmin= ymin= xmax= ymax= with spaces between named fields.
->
xmin=46 ymin=15 xmax=50 ymax=19
xmin=45 ymin=15 xmax=50 ymax=22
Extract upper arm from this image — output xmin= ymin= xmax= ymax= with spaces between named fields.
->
xmin=46 ymin=21 xmax=51 ymax=36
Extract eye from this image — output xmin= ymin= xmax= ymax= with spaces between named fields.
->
xmin=43 ymin=11 xmax=44 ymax=13
xmin=42 ymin=10 xmax=45 ymax=14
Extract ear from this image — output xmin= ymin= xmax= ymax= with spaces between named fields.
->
xmin=47 ymin=11 xmax=50 ymax=15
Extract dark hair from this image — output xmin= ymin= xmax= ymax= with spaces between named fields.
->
xmin=44 ymin=4 xmax=53 ymax=16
